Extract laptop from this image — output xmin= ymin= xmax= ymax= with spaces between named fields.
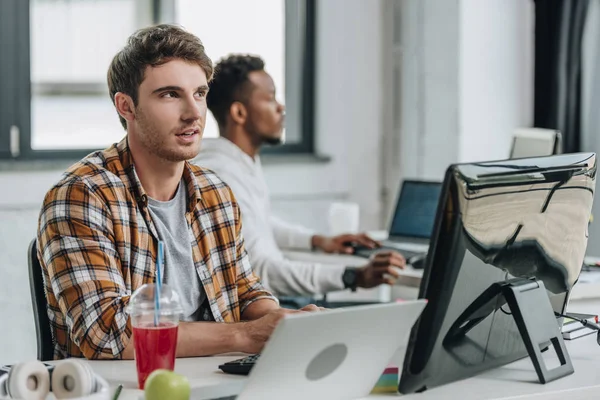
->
xmin=204 ymin=300 xmax=427 ymax=400
xmin=354 ymin=180 xmax=442 ymax=262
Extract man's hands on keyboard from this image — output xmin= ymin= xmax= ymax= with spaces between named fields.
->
xmin=312 ymin=233 xmax=380 ymax=254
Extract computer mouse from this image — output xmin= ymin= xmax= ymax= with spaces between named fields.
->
xmin=408 ymin=254 xmax=427 ymax=269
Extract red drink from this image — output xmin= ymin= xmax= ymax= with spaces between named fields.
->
xmin=133 ymin=323 xmax=178 ymax=389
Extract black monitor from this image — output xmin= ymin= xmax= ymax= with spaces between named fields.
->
xmin=399 ymin=153 xmax=597 ymax=394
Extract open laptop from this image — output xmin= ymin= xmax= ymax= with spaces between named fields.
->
xmin=202 ymin=300 xmax=426 ymax=400
xmin=354 ymin=180 xmax=442 ymax=263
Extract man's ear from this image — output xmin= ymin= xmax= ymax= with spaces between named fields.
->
xmin=229 ymin=101 xmax=248 ymax=125
xmin=114 ymin=92 xmax=136 ymax=124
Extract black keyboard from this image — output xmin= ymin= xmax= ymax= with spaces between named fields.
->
xmin=218 ymin=354 xmax=260 ymax=376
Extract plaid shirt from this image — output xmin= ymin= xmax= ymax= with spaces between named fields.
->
xmin=37 ymin=138 xmax=276 ymax=360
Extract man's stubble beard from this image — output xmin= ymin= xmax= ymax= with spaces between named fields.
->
xmin=135 ymin=107 xmax=202 ymax=162
xmin=246 ymin=120 xmax=283 ymax=147
xmin=261 ymin=135 xmax=283 ymax=146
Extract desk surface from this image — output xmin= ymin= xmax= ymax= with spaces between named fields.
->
xmin=88 ymin=299 xmax=600 ymax=400
xmin=284 ymin=250 xmax=600 ymax=303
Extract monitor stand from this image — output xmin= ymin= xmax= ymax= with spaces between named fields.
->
xmin=444 ymin=278 xmax=574 ymax=384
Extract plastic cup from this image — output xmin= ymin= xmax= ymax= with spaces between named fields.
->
xmin=127 ymin=283 xmax=182 ymax=389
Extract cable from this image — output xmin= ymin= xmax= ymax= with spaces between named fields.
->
xmin=556 ymin=312 xmax=600 ymax=346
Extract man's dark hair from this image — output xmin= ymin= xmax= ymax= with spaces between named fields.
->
xmin=107 ymin=24 xmax=213 ymax=129
xmin=207 ymin=54 xmax=265 ymax=129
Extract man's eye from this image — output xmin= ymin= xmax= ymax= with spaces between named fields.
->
xmin=162 ymin=91 xmax=178 ymax=98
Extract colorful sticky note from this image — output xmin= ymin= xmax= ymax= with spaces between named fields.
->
xmin=371 ymin=365 xmax=399 ymax=394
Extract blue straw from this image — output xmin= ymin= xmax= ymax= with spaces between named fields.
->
xmin=154 ymin=241 xmax=164 ymax=326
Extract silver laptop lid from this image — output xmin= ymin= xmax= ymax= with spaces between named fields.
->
xmin=238 ymin=300 xmax=427 ymax=400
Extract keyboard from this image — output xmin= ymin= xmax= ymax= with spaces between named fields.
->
xmin=353 ymin=245 xmax=422 ymax=260
xmin=218 ymin=354 xmax=260 ymax=376
xmin=320 ymin=300 xmax=383 ymax=308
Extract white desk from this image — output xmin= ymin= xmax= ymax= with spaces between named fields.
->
xmin=87 ymin=355 xmax=246 ymax=400
xmin=285 ymin=250 xmax=600 ymax=303
xmin=283 ymin=250 xmax=423 ymax=304
xmin=88 ymin=299 xmax=600 ymax=400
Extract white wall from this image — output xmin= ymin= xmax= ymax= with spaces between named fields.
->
xmin=396 ymin=0 xmax=461 ymax=184
xmin=459 ymin=0 xmax=534 ymax=163
xmin=380 ymin=0 xmax=533 ymax=223
xmin=582 ymin=0 xmax=600 ymax=257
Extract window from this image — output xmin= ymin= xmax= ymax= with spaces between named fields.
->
xmin=0 ymin=0 xmax=315 ymax=160
xmin=30 ymin=0 xmax=139 ymax=151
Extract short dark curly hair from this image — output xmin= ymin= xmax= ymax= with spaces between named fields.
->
xmin=207 ymin=54 xmax=265 ymax=129
xmin=107 ymin=24 xmax=213 ymax=130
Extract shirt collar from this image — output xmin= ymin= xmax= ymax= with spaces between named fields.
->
xmin=211 ymin=137 xmax=260 ymax=172
xmin=182 ymin=162 xmax=203 ymax=212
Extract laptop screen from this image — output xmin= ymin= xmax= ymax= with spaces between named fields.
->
xmin=389 ymin=181 xmax=442 ymax=239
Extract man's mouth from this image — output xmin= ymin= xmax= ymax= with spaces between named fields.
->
xmin=176 ymin=129 xmax=199 ymax=137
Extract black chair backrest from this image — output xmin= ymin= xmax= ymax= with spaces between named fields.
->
xmin=28 ymin=238 xmax=54 ymax=360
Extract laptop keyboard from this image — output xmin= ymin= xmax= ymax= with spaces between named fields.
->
xmin=218 ymin=354 xmax=260 ymax=376
xmin=353 ymin=245 xmax=422 ymax=260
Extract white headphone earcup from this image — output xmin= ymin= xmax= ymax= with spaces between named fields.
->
xmin=51 ymin=359 xmax=95 ymax=399
xmin=6 ymin=361 xmax=50 ymax=400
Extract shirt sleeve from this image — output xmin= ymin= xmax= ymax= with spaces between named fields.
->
xmin=224 ymin=179 xmax=345 ymax=296
xmin=270 ymin=214 xmax=315 ymax=251
xmin=209 ymin=168 xmax=345 ymax=297
xmin=37 ymin=179 xmax=132 ymax=360
xmin=246 ymin=237 xmax=346 ymax=297
xmin=230 ymin=192 xmax=279 ymax=313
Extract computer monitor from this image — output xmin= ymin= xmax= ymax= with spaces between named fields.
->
xmin=389 ymin=180 xmax=442 ymax=239
xmin=399 ymin=153 xmax=596 ymax=394
xmin=509 ymin=128 xmax=562 ymax=159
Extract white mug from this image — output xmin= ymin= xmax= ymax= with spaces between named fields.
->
xmin=328 ymin=202 xmax=360 ymax=236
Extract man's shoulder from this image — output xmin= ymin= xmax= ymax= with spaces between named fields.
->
xmin=194 ymin=138 xmax=241 ymax=176
xmin=189 ymin=163 xmax=230 ymax=190
xmin=48 ymin=145 xmax=129 ymax=200
xmin=188 ymin=163 xmax=235 ymax=203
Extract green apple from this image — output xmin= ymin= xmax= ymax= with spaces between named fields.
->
xmin=144 ymin=369 xmax=190 ymax=400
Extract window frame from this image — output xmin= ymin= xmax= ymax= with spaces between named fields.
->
xmin=0 ymin=0 xmax=316 ymax=160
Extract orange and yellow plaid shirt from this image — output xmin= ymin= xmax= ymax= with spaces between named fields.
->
xmin=37 ymin=139 xmax=276 ymax=360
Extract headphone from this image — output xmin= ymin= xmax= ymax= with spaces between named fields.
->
xmin=0 ymin=359 xmax=102 ymax=400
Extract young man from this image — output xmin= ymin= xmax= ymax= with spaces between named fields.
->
xmin=37 ymin=25 xmax=310 ymax=360
xmin=198 ymin=55 xmax=406 ymax=297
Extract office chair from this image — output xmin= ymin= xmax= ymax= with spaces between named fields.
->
xmin=28 ymin=238 xmax=54 ymax=361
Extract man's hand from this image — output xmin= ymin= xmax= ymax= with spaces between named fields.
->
xmin=238 ymin=305 xmax=323 ymax=354
xmin=312 ymin=233 xmax=380 ymax=254
xmin=238 ymin=309 xmax=290 ymax=354
xmin=356 ymin=251 xmax=405 ymax=288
